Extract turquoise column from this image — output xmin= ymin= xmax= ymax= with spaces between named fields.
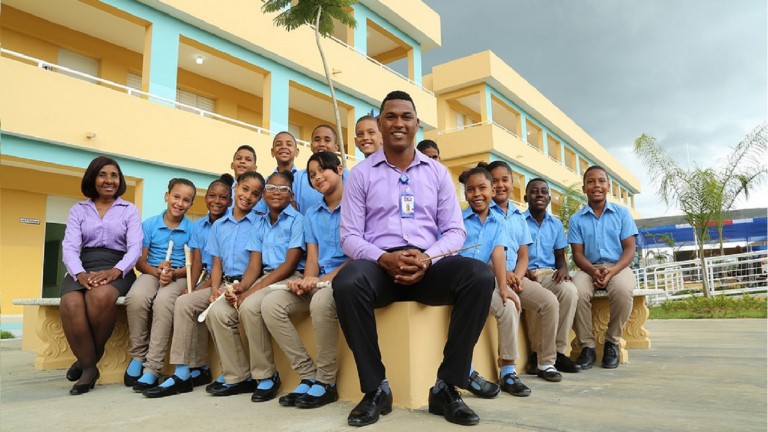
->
xmin=353 ymin=6 xmax=368 ymax=54
xmin=146 ymin=20 xmax=180 ymax=105
xmin=411 ymin=45 xmax=422 ymax=85
xmin=268 ymin=71 xmax=290 ymax=133
xmin=542 ymin=130 xmax=549 ymax=155
xmin=484 ymin=86 xmax=493 ymax=123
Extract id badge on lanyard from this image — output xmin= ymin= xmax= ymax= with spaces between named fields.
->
xmin=398 ymin=173 xmax=415 ymax=218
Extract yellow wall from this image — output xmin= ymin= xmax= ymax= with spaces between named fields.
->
xmin=0 ymin=189 xmax=47 ymax=314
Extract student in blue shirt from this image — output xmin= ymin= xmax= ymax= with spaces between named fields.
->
xmin=487 ymin=161 xmax=563 ymax=383
xmin=456 ymin=164 xmax=530 ymax=398
xmin=142 ymin=173 xmax=251 ymax=398
xmin=230 ymin=145 xmax=258 ymax=202
xmin=255 ymin=132 xmax=300 ymax=214
xmin=217 ymin=171 xmax=306 ymax=403
xmin=262 ymin=151 xmax=349 ymax=409
xmin=125 ymin=178 xmax=195 ymax=392
xmin=523 ymin=178 xmax=580 ymax=375
xmin=199 ymin=171 xmax=269 ymax=397
xmin=569 ymin=166 xmax=638 ymax=370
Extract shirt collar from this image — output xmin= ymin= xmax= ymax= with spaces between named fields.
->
xmin=262 ymin=204 xmax=299 ymax=224
xmin=582 ymin=201 xmax=617 ymax=216
xmin=159 ymin=211 xmax=190 ymax=232
xmin=523 ymin=209 xmax=553 ymax=223
xmin=224 ymin=208 xmax=256 ymax=224
xmin=370 ymin=147 xmax=428 ymax=170
xmin=83 ymin=197 xmax=129 ymax=209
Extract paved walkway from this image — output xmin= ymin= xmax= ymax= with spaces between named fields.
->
xmin=1 ymin=319 xmax=766 ymax=431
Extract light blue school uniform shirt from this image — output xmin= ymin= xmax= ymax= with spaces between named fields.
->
xmin=206 ymin=210 xmax=259 ymax=277
xmin=523 ymin=210 xmax=568 ymax=270
xmin=142 ymin=211 xmax=193 ymax=268
xmin=459 ymin=206 xmax=507 ymax=264
xmin=247 ymin=204 xmax=306 ymax=271
xmin=254 ymin=165 xmax=299 ymax=215
xmin=491 ymin=203 xmax=533 ymax=271
xmin=567 ymin=201 xmax=638 ymax=264
xmin=304 ymin=199 xmax=348 ymax=276
xmin=188 ymin=212 xmax=227 ymax=270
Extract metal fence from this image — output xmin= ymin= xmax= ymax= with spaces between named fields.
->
xmin=635 ymin=250 xmax=768 ymax=304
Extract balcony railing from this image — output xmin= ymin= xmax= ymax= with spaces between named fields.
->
xmin=1 ymin=48 xmax=361 ymax=163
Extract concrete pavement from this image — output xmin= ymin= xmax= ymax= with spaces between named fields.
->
xmin=1 ymin=319 xmax=766 ymax=432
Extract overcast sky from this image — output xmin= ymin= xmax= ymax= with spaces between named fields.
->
xmin=420 ymin=0 xmax=767 ymax=219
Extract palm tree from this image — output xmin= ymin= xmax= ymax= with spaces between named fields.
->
xmin=633 ymin=123 xmax=767 ymax=297
xmin=262 ymin=0 xmax=358 ymax=169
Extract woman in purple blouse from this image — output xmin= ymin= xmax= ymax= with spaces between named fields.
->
xmin=60 ymin=156 xmax=143 ymax=395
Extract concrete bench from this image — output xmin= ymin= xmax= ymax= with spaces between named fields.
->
xmin=13 ymin=288 xmax=660 ymax=407
xmin=569 ymin=288 xmax=663 ymax=363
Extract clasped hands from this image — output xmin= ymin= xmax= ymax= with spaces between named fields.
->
xmin=76 ymin=268 xmax=122 ymax=289
xmin=378 ymin=249 xmax=431 ymax=285
xmin=591 ymin=266 xmax=615 ymax=289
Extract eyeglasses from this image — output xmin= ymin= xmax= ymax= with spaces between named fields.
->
xmin=264 ymin=184 xmax=291 ymax=194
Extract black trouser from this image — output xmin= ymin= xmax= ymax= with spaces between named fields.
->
xmin=333 ymin=255 xmax=495 ymax=393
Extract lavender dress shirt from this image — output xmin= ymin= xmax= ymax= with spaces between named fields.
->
xmin=62 ymin=197 xmax=143 ymax=278
xmin=340 ymin=149 xmax=466 ymax=263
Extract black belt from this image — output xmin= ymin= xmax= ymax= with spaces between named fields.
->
xmin=385 ymin=246 xmax=426 ymax=253
xmin=222 ymin=275 xmax=243 ymax=283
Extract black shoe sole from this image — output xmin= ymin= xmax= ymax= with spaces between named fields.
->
xmin=578 ymin=363 xmax=593 ymax=370
xmin=143 ymin=385 xmax=193 ymax=398
xmin=602 ymin=362 xmax=619 ymax=369
xmin=428 ymin=405 xmax=480 ymax=426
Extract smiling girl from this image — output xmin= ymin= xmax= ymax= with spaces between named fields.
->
xmin=124 ymin=178 xmax=196 ymax=392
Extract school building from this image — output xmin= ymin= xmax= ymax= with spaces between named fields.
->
xmin=0 ymin=0 xmax=639 ymax=316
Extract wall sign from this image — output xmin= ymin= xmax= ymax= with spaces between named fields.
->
xmin=20 ymin=218 xmax=41 ymax=225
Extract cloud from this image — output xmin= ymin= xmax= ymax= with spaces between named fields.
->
xmin=422 ymin=0 xmax=767 ymax=217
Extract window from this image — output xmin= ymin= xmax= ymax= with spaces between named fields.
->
xmin=550 ymin=189 xmax=564 ymax=216
xmin=564 ymin=147 xmax=577 ymax=171
xmin=57 ymin=48 xmax=99 ymax=83
xmin=511 ymin=170 xmax=525 ymax=204
xmin=126 ymin=72 xmax=142 ymax=97
xmin=525 ymin=120 xmax=543 ymax=152
xmin=547 ymin=135 xmax=562 ymax=162
xmin=579 ymin=157 xmax=590 ymax=175
xmin=611 ymin=180 xmax=620 ymax=198
xmin=176 ymin=88 xmax=215 ymax=113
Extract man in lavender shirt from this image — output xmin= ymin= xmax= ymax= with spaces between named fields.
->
xmin=334 ymin=91 xmax=495 ymax=427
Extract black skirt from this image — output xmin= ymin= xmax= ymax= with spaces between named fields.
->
xmin=60 ymin=247 xmax=136 ymax=296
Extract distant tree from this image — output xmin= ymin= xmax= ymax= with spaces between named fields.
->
xmin=633 ymin=123 xmax=767 ymax=297
xmin=262 ymin=0 xmax=358 ymax=168
xmin=556 ymin=183 xmax=584 ymax=271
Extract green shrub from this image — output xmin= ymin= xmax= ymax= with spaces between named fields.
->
xmin=0 ymin=330 xmax=15 ymax=339
xmin=650 ymin=294 xmax=767 ymax=319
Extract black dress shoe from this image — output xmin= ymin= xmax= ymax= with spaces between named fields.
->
xmin=296 ymin=383 xmax=339 ymax=409
xmin=70 ymin=370 xmax=99 ymax=395
xmin=66 ymin=362 xmax=82 ymax=382
xmin=466 ymin=371 xmax=500 ymax=399
xmin=348 ymin=387 xmax=393 ymax=427
xmin=525 ymin=352 xmax=538 ymax=375
xmin=555 ymin=352 xmax=581 ymax=373
xmin=132 ymin=376 xmax=158 ymax=393
xmin=251 ymin=374 xmax=281 ymax=402
xmin=536 ymin=366 xmax=563 ymax=382
xmin=428 ymin=383 xmax=480 ymax=426
xmin=576 ymin=347 xmax=596 ymax=370
xmin=191 ymin=368 xmax=213 ymax=387
xmin=124 ymin=370 xmax=140 ymax=387
xmin=279 ymin=379 xmax=315 ymax=406
xmin=142 ymin=375 xmax=193 ymax=398
xmin=207 ymin=379 xmax=256 ymax=396
xmin=500 ymin=372 xmax=531 ymax=397
xmin=602 ymin=341 xmax=620 ymax=369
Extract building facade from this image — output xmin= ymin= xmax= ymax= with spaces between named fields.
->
xmin=0 ymin=1 xmax=638 ymax=316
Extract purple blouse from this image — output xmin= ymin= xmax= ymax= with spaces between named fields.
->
xmin=62 ymin=197 xmax=143 ymax=277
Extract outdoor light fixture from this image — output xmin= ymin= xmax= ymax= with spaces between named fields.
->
xmin=195 ymin=55 xmax=204 ymax=65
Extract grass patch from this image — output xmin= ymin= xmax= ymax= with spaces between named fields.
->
xmin=0 ymin=330 xmax=15 ymax=339
xmin=649 ymin=294 xmax=767 ymax=319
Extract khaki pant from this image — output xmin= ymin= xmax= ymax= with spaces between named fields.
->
xmin=169 ymin=287 xmax=212 ymax=367
xmin=572 ymin=266 xmax=635 ymax=348
xmin=489 ymin=286 xmax=521 ymax=361
xmin=205 ymin=272 xmax=301 ymax=384
xmin=262 ymin=284 xmax=338 ymax=384
xmin=125 ymin=273 xmax=187 ymax=374
xmin=525 ymin=270 xmax=578 ymax=355
xmin=518 ymin=277 xmax=558 ymax=367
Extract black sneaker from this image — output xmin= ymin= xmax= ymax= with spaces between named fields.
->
xmin=602 ymin=341 xmax=620 ymax=369
xmin=466 ymin=371 xmax=500 ymax=398
xmin=575 ymin=347 xmax=596 ymax=370
xmin=555 ymin=352 xmax=581 ymax=373
xmin=191 ymin=367 xmax=213 ymax=387
xmin=499 ymin=372 xmax=531 ymax=397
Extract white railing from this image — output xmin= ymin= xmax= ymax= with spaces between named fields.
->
xmin=635 ymin=250 xmax=768 ymax=305
xmin=1 ymin=48 xmax=364 ymax=163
